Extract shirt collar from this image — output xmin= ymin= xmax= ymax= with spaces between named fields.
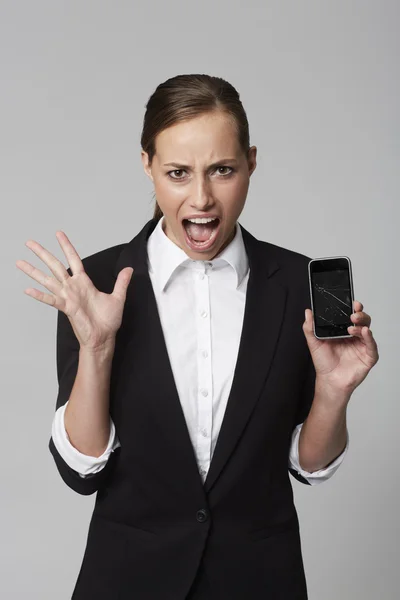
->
xmin=147 ymin=215 xmax=249 ymax=292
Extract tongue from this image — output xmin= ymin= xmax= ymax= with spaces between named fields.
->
xmin=184 ymin=221 xmax=217 ymax=242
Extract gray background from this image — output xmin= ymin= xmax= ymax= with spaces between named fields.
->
xmin=2 ymin=1 xmax=398 ymax=598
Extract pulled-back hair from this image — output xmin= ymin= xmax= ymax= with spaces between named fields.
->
xmin=140 ymin=74 xmax=251 ymax=223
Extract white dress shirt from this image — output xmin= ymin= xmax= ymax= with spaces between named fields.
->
xmin=51 ymin=216 xmax=349 ymax=485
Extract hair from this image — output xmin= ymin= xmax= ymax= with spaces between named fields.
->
xmin=140 ymin=74 xmax=251 ymax=223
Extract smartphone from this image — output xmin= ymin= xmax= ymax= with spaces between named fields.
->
xmin=308 ymin=256 xmax=355 ymax=339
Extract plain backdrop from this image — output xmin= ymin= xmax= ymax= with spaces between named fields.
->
xmin=1 ymin=1 xmax=398 ymax=598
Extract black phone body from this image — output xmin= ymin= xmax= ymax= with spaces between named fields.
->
xmin=308 ymin=256 xmax=355 ymax=340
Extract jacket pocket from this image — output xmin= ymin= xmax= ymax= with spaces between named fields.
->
xmin=72 ymin=514 xmax=129 ymax=600
xmin=248 ymin=512 xmax=299 ymax=542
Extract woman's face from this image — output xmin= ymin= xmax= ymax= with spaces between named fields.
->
xmin=141 ymin=111 xmax=257 ymax=260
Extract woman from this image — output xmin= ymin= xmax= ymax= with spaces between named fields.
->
xmin=16 ymin=74 xmax=378 ymax=599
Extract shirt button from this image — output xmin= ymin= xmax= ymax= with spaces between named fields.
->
xmin=200 ymin=389 xmax=208 ymax=397
xmin=201 ymin=428 xmax=208 ymax=437
xmin=202 ymin=350 xmax=208 ymax=358
xmin=200 ymin=310 xmax=208 ymax=318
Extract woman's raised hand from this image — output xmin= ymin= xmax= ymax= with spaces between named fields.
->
xmin=16 ymin=231 xmax=134 ymax=350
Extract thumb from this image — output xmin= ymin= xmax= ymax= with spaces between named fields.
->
xmin=303 ymin=308 xmax=315 ymax=343
xmin=303 ymin=308 xmax=319 ymax=351
xmin=112 ymin=267 xmax=134 ymax=300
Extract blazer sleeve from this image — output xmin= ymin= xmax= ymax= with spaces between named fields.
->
xmin=48 ymin=276 xmax=120 ymax=495
xmin=288 ymin=350 xmax=316 ymax=485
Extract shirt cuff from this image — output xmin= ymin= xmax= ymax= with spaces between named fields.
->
xmin=51 ymin=401 xmax=121 ymax=478
xmin=289 ymin=422 xmax=349 ymax=485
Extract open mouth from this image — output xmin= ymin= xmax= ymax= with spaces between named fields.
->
xmin=182 ymin=218 xmax=221 ymax=252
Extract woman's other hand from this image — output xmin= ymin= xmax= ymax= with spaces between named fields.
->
xmin=16 ymin=231 xmax=134 ymax=350
xmin=303 ymin=300 xmax=379 ymax=394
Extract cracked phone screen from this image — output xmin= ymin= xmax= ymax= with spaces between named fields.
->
xmin=312 ymin=269 xmax=352 ymax=328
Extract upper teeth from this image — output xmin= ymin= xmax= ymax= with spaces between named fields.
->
xmin=187 ymin=217 xmax=217 ymax=224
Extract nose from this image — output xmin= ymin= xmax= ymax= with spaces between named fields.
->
xmin=189 ymin=177 xmax=214 ymax=210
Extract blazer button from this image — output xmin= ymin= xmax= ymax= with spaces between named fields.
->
xmin=196 ymin=509 xmax=208 ymax=522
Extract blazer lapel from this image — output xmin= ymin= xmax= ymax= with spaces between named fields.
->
xmin=113 ymin=219 xmax=287 ymax=494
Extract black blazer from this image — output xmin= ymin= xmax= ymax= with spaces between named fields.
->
xmin=49 ymin=217 xmax=316 ymax=600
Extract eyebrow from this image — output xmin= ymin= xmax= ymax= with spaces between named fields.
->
xmin=163 ymin=159 xmax=238 ymax=170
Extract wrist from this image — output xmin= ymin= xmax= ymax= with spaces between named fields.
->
xmin=79 ymin=339 xmax=116 ymax=360
xmin=314 ymin=376 xmax=352 ymax=410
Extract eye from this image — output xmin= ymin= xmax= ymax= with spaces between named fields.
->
xmin=166 ymin=166 xmax=234 ymax=180
xmin=216 ymin=166 xmax=234 ymax=176
xmin=167 ymin=169 xmax=186 ymax=180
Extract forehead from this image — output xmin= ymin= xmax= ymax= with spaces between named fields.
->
xmin=155 ymin=112 xmax=241 ymax=158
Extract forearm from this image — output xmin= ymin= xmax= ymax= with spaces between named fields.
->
xmin=64 ymin=341 xmax=115 ymax=457
xmin=298 ymin=377 xmax=351 ymax=473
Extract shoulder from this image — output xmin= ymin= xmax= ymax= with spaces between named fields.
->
xmin=259 ymin=238 xmax=312 ymax=268
xmin=67 ymin=243 xmax=128 ymax=293
xmin=257 ymin=239 xmax=312 ymax=293
xmin=81 ymin=242 xmax=127 ymax=271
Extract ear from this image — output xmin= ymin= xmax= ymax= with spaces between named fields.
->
xmin=141 ymin=150 xmax=153 ymax=182
xmin=247 ymin=146 xmax=257 ymax=177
